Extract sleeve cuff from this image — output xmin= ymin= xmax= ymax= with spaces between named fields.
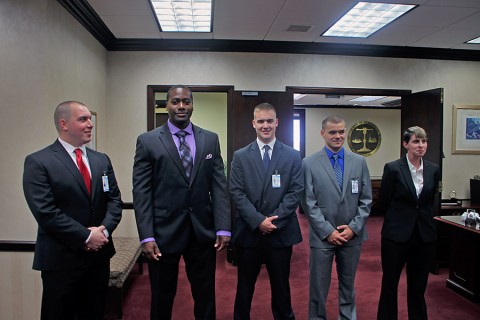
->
xmin=140 ymin=237 xmax=155 ymax=244
xmin=216 ymin=230 xmax=231 ymax=237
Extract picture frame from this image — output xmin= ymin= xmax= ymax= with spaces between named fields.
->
xmin=452 ymin=104 xmax=480 ymax=154
xmin=87 ymin=111 xmax=97 ymax=150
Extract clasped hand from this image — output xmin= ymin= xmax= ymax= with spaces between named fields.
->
xmin=259 ymin=215 xmax=278 ymax=235
xmin=327 ymin=225 xmax=354 ymax=246
xmin=84 ymin=225 xmax=109 ymax=252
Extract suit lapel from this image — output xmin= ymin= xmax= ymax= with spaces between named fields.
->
xmin=158 ymin=125 xmax=189 ymax=182
xmin=262 ymin=141 xmax=283 ymax=193
xmin=318 ymin=149 xmax=341 ymax=193
xmin=190 ymin=125 xmax=204 ymax=184
xmin=248 ymin=142 xmax=265 ymax=183
xmin=86 ymin=149 xmax=99 ymax=199
xmin=342 ymin=151 xmax=353 ymax=196
xmin=399 ymin=157 xmax=418 ymax=201
xmin=52 ymin=140 xmax=91 ymax=198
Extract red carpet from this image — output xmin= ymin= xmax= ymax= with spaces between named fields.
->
xmin=107 ymin=215 xmax=480 ymax=319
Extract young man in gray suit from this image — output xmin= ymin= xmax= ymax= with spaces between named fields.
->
xmin=302 ymin=115 xmax=372 ymax=320
xmin=229 ymin=102 xmax=303 ymax=320
xmin=133 ymin=85 xmax=231 ymax=320
xmin=23 ymin=101 xmax=123 ymax=320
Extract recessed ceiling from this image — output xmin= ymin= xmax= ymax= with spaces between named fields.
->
xmin=294 ymin=94 xmax=401 ymax=107
xmin=85 ymin=0 xmax=480 ymax=51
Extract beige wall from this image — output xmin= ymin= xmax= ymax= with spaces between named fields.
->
xmin=107 ymin=51 xmax=480 ymax=203
xmin=0 ymin=0 xmax=108 ymax=318
xmin=1 ymin=0 xmax=480 ymax=318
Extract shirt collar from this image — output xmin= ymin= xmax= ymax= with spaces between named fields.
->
xmin=256 ymin=138 xmax=276 ymax=151
xmin=58 ymin=138 xmax=87 ymax=155
xmin=168 ymin=119 xmax=193 ymax=136
xmin=325 ymin=147 xmax=344 ymax=159
xmin=406 ymin=155 xmax=423 ymax=172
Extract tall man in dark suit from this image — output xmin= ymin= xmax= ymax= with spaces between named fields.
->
xmin=229 ymin=102 xmax=303 ymax=320
xmin=377 ymin=126 xmax=440 ymax=320
xmin=302 ymin=115 xmax=372 ymax=320
xmin=23 ymin=101 xmax=123 ymax=320
xmin=133 ymin=85 xmax=231 ymax=320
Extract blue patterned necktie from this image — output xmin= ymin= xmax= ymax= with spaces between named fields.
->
xmin=263 ymin=145 xmax=270 ymax=171
xmin=333 ymin=154 xmax=343 ymax=190
xmin=175 ymin=130 xmax=193 ymax=178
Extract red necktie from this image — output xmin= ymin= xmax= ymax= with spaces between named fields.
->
xmin=74 ymin=148 xmax=91 ymax=195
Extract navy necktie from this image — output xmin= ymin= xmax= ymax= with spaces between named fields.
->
xmin=263 ymin=145 xmax=270 ymax=171
xmin=333 ymin=154 xmax=343 ymax=190
xmin=175 ymin=131 xmax=193 ymax=178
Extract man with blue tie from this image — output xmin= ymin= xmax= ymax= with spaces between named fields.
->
xmin=229 ymin=102 xmax=304 ymax=319
xmin=302 ymin=115 xmax=372 ymax=320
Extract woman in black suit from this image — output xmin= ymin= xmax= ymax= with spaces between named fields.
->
xmin=377 ymin=126 xmax=440 ymax=320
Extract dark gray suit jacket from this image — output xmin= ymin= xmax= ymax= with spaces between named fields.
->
xmin=23 ymin=139 xmax=122 ymax=271
xmin=229 ymin=140 xmax=303 ymax=248
xmin=378 ymin=156 xmax=440 ymax=243
xmin=132 ymin=124 xmax=231 ymax=254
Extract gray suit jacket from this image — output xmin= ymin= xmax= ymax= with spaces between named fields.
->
xmin=302 ymin=148 xmax=372 ymax=248
xmin=229 ymin=140 xmax=303 ymax=248
xmin=132 ymin=123 xmax=231 ymax=254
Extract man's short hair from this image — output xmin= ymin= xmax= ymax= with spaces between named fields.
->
xmin=253 ymin=103 xmax=276 ymax=117
xmin=322 ymin=115 xmax=345 ymax=130
xmin=54 ymin=101 xmax=86 ymax=132
xmin=166 ymin=85 xmax=193 ymax=101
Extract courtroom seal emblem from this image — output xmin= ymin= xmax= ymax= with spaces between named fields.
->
xmin=348 ymin=121 xmax=381 ymax=157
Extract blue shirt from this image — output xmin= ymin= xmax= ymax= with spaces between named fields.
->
xmin=325 ymin=147 xmax=344 ymax=175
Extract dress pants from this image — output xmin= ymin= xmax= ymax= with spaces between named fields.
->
xmin=40 ymin=260 xmax=110 ymax=320
xmin=234 ymin=245 xmax=295 ymax=320
xmin=309 ymin=245 xmax=362 ymax=320
xmin=148 ymin=234 xmax=217 ymax=320
xmin=377 ymin=227 xmax=434 ymax=320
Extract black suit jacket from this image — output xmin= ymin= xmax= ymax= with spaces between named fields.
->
xmin=132 ymin=124 xmax=231 ymax=254
xmin=229 ymin=140 xmax=303 ymax=248
xmin=23 ymin=140 xmax=122 ymax=271
xmin=378 ymin=156 xmax=440 ymax=243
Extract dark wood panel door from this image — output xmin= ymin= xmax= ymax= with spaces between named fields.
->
xmin=401 ymin=88 xmax=443 ymax=166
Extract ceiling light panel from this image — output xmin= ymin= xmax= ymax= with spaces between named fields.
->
xmin=149 ymin=0 xmax=213 ymax=32
xmin=322 ymin=2 xmax=416 ymax=38
xmin=467 ymin=36 xmax=480 ymax=44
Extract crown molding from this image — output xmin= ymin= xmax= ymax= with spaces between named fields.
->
xmin=58 ymin=0 xmax=480 ymax=61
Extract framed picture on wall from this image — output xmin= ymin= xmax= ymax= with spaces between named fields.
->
xmin=452 ymin=105 xmax=480 ymax=154
xmin=87 ymin=111 xmax=97 ymax=150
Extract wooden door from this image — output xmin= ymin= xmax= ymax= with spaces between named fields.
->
xmin=401 ymin=88 xmax=444 ymax=167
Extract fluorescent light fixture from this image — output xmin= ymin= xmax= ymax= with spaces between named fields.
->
xmin=349 ymin=96 xmax=386 ymax=102
xmin=467 ymin=36 xmax=480 ymax=44
xmin=149 ymin=0 xmax=212 ymax=32
xmin=322 ymin=2 xmax=416 ymax=38
xmin=294 ymin=94 xmax=306 ymax=100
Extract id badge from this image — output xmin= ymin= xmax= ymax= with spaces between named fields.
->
xmin=102 ymin=173 xmax=110 ymax=192
xmin=272 ymin=171 xmax=281 ymax=189
xmin=351 ymin=178 xmax=359 ymax=194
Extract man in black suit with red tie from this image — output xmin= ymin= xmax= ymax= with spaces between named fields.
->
xmin=23 ymin=101 xmax=123 ymax=320
xmin=133 ymin=85 xmax=231 ymax=320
